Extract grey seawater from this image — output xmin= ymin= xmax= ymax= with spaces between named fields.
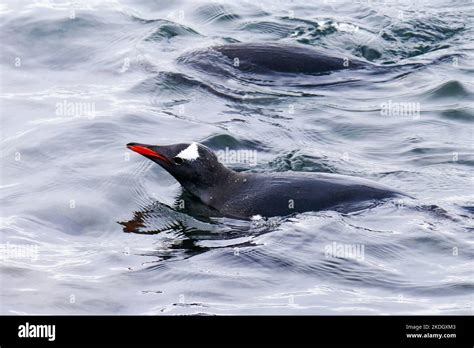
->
xmin=0 ymin=0 xmax=473 ymax=314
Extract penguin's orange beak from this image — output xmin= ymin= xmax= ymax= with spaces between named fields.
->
xmin=127 ymin=143 xmax=171 ymax=164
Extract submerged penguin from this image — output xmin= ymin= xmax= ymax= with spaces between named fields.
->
xmin=127 ymin=142 xmax=407 ymax=220
xmin=177 ymin=43 xmax=371 ymax=75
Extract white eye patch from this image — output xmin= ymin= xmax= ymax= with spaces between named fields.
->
xmin=176 ymin=142 xmax=200 ymax=160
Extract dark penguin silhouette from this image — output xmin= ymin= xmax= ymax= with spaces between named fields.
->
xmin=177 ymin=43 xmax=433 ymax=82
xmin=127 ymin=142 xmax=407 ymax=220
xmin=177 ymin=43 xmax=372 ymax=76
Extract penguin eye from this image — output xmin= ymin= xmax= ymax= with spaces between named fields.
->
xmin=173 ymin=156 xmax=184 ymax=165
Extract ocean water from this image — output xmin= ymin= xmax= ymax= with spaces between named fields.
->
xmin=0 ymin=0 xmax=473 ymax=315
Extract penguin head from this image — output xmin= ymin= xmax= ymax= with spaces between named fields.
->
xmin=127 ymin=142 xmax=230 ymax=198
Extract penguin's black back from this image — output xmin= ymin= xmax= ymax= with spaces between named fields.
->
xmin=212 ymin=171 xmax=403 ymax=219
